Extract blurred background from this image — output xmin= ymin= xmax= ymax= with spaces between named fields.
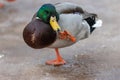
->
xmin=0 ymin=0 xmax=120 ymax=80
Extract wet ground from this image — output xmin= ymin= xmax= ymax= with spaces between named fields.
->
xmin=0 ymin=0 xmax=120 ymax=80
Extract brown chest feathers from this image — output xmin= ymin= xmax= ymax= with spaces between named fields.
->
xmin=23 ymin=19 xmax=57 ymax=49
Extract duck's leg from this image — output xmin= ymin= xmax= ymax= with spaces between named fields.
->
xmin=46 ymin=48 xmax=66 ymax=66
xmin=59 ymin=30 xmax=76 ymax=42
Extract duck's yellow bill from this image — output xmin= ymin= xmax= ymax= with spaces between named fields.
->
xmin=50 ymin=16 xmax=61 ymax=31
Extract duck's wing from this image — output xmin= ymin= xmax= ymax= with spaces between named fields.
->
xmin=55 ymin=2 xmax=84 ymax=14
xmin=55 ymin=2 xmax=97 ymax=19
xmin=56 ymin=2 xmax=102 ymax=33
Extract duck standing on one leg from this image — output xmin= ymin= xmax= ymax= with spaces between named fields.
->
xmin=23 ymin=2 xmax=102 ymax=66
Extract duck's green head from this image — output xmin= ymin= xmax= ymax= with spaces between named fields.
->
xmin=37 ymin=4 xmax=61 ymax=31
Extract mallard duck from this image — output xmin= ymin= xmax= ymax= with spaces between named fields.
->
xmin=23 ymin=2 xmax=102 ymax=66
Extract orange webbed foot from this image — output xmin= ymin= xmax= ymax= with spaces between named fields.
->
xmin=46 ymin=59 xmax=66 ymax=66
xmin=46 ymin=48 xmax=66 ymax=66
xmin=59 ymin=30 xmax=76 ymax=42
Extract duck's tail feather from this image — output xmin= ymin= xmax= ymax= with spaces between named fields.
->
xmin=83 ymin=13 xmax=102 ymax=33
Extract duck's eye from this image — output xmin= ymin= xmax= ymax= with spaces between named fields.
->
xmin=45 ymin=11 xmax=49 ymax=14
